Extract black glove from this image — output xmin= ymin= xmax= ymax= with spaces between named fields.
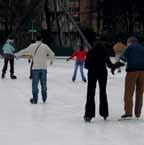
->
xmin=111 ymin=62 xmax=124 ymax=75
xmin=111 ymin=66 xmax=116 ymax=75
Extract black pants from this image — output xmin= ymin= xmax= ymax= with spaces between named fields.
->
xmin=84 ymin=70 xmax=109 ymax=118
xmin=2 ymin=56 xmax=14 ymax=75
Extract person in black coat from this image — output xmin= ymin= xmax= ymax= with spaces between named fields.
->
xmin=84 ymin=42 xmax=114 ymax=122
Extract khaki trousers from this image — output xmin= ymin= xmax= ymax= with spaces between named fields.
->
xmin=124 ymin=71 xmax=144 ymax=117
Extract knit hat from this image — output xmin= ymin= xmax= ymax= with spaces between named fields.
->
xmin=127 ymin=36 xmax=138 ymax=44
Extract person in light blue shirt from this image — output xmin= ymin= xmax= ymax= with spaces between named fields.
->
xmin=1 ymin=38 xmax=17 ymax=79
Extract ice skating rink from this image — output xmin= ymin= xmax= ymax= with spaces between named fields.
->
xmin=0 ymin=59 xmax=144 ymax=145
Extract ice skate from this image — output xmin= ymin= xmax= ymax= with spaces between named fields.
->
xmin=10 ymin=74 xmax=17 ymax=79
xmin=118 ymin=114 xmax=132 ymax=121
xmin=30 ymin=98 xmax=37 ymax=104
xmin=84 ymin=116 xmax=92 ymax=122
xmin=1 ymin=73 xmax=5 ymax=79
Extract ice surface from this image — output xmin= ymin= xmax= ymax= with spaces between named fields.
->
xmin=0 ymin=59 xmax=144 ymax=145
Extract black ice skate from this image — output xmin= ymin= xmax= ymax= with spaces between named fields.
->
xmin=30 ymin=98 xmax=37 ymax=104
xmin=84 ymin=116 xmax=92 ymax=122
xmin=10 ymin=74 xmax=17 ymax=79
xmin=1 ymin=73 xmax=5 ymax=79
xmin=121 ymin=114 xmax=132 ymax=119
xmin=42 ymin=98 xmax=47 ymax=104
xmin=103 ymin=116 xmax=107 ymax=120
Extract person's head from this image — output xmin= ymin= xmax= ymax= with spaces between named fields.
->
xmin=127 ymin=36 xmax=138 ymax=46
xmin=31 ymin=39 xmax=35 ymax=43
xmin=79 ymin=45 xmax=84 ymax=51
xmin=117 ymin=38 xmax=123 ymax=43
xmin=7 ymin=34 xmax=15 ymax=44
xmin=93 ymin=42 xmax=104 ymax=50
xmin=36 ymin=33 xmax=42 ymax=41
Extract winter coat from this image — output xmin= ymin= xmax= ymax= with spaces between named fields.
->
xmin=2 ymin=40 xmax=15 ymax=55
xmin=120 ymin=44 xmax=144 ymax=72
xmin=85 ymin=47 xmax=114 ymax=74
xmin=16 ymin=41 xmax=55 ymax=70
xmin=68 ymin=48 xmax=87 ymax=61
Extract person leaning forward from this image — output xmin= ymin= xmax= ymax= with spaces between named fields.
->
xmin=112 ymin=36 xmax=144 ymax=119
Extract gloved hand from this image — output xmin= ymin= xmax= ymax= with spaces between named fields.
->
xmin=111 ymin=66 xmax=116 ymax=75
xmin=111 ymin=61 xmax=124 ymax=75
xmin=66 ymin=58 xmax=70 ymax=62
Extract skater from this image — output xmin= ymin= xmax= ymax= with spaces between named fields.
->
xmin=113 ymin=39 xmax=126 ymax=73
xmin=1 ymin=36 xmax=17 ymax=79
xmin=112 ymin=36 xmax=144 ymax=119
xmin=84 ymin=42 xmax=114 ymax=122
xmin=15 ymin=33 xmax=55 ymax=104
xmin=66 ymin=46 xmax=87 ymax=82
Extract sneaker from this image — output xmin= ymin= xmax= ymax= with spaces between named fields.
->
xmin=84 ymin=116 xmax=92 ymax=122
xmin=121 ymin=114 xmax=132 ymax=119
xmin=11 ymin=75 xmax=17 ymax=79
xmin=30 ymin=98 xmax=37 ymax=104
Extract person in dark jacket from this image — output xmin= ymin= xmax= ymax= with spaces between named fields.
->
xmin=112 ymin=36 xmax=144 ymax=119
xmin=84 ymin=42 xmax=114 ymax=122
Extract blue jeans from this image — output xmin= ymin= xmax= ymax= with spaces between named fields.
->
xmin=32 ymin=69 xmax=47 ymax=102
xmin=72 ymin=60 xmax=86 ymax=82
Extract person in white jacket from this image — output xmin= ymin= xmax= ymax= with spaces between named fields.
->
xmin=15 ymin=33 xmax=55 ymax=104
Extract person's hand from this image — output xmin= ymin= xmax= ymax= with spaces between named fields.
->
xmin=111 ymin=61 xmax=124 ymax=75
xmin=14 ymin=54 xmax=18 ymax=59
xmin=66 ymin=58 xmax=70 ymax=62
xmin=111 ymin=66 xmax=116 ymax=75
xmin=50 ymin=60 xmax=53 ymax=65
xmin=28 ymin=59 xmax=31 ymax=63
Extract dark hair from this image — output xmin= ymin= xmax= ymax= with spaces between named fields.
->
xmin=8 ymin=34 xmax=15 ymax=40
xmin=80 ymin=45 xmax=84 ymax=51
xmin=31 ymin=39 xmax=35 ymax=43
xmin=93 ymin=42 xmax=104 ymax=50
xmin=36 ymin=33 xmax=42 ymax=41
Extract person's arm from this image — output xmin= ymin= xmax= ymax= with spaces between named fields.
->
xmin=119 ymin=46 xmax=130 ymax=62
xmin=106 ymin=57 xmax=114 ymax=69
xmin=47 ymin=46 xmax=55 ymax=64
xmin=11 ymin=45 xmax=16 ymax=53
xmin=84 ymin=51 xmax=90 ymax=69
xmin=66 ymin=51 xmax=76 ymax=61
xmin=15 ymin=45 xmax=33 ymax=58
